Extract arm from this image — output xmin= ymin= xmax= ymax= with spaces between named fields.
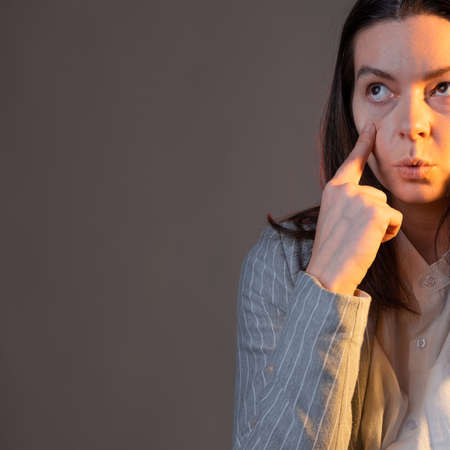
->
xmin=231 ymin=225 xmax=371 ymax=449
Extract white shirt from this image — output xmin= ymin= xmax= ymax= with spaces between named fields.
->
xmin=360 ymin=228 xmax=450 ymax=449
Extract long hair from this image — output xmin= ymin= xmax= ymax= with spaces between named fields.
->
xmin=267 ymin=0 xmax=450 ymax=318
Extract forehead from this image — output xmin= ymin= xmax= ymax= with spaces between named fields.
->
xmin=353 ymin=14 xmax=450 ymax=80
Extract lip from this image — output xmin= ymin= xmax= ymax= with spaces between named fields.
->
xmin=396 ymin=165 xmax=435 ymax=179
xmin=393 ymin=157 xmax=434 ymax=166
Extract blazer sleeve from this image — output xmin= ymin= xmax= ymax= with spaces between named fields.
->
xmin=231 ymin=225 xmax=372 ymax=450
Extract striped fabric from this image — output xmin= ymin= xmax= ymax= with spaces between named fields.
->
xmin=231 ymin=222 xmax=375 ymax=449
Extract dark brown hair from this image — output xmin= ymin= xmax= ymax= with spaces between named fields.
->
xmin=267 ymin=0 xmax=450 ymax=318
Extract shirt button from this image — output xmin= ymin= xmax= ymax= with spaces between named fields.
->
xmin=421 ymin=274 xmax=436 ymax=288
xmin=416 ymin=337 xmax=427 ymax=348
xmin=404 ymin=418 xmax=418 ymax=430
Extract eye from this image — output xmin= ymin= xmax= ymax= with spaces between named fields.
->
xmin=365 ymin=83 xmax=391 ymax=103
xmin=433 ymin=81 xmax=450 ymax=97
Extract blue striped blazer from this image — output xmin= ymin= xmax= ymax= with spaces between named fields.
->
xmin=232 ymin=220 xmax=378 ymax=449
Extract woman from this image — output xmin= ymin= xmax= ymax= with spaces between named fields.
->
xmin=231 ymin=1 xmax=450 ymax=449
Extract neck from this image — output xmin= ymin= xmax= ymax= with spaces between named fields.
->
xmin=390 ymin=196 xmax=450 ymax=265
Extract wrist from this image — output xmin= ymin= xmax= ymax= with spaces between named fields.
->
xmin=305 ymin=265 xmax=357 ymax=296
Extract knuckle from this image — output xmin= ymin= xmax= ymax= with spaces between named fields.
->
xmin=377 ymin=190 xmax=388 ymax=202
xmin=358 ymin=193 xmax=372 ymax=206
xmin=362 ymin=186 xmax=387 ymax=202
xmin=324 ymin=180 xmax=338 ymax=197
xmin=325 ymin=179 xmax=337 ymax=190
xmin=342 ymin=182 xmax=356 ymax=197
xmin=393 ymin=208 xmax=403 ymax=223
xmin=367 ymin=204 xmax=380 ymax=220
xmin=358 ymin=134 xmax=371 ymax=146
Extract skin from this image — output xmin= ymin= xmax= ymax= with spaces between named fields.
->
xmin=351 ymin=14 xmax=450 ymax=265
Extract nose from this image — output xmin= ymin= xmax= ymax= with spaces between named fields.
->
xmin=395 ymin=88 xmax=431 ymax=141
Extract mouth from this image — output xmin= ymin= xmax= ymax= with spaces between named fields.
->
xmin=395 ymin=165 xmax=435 ymax=180
xmin=393 ymin=157 xmax=436 ymax=167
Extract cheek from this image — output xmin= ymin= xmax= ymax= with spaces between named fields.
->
xmin=370 ymin=122 xmax=392 ymax=165
xmin=353 ymin=94 xmax=388 ymax=132
xmin=367 ymin=154 xmax=380 ymax=176
xmin=352 ymin=95 xmax=369 ymax=133
xmin=367 ymin=151 xmax=388 ymax=184
xmin=367 ymin=153 xmax=394 ymax=193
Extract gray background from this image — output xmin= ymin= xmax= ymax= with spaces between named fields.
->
xmin=2 ymin=1 xmax=355 ymax=449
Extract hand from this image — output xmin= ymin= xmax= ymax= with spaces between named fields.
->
xmin=305 ymin=122 xmax=403 ymax=296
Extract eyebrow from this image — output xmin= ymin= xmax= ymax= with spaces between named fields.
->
xmin=356 ymin=65 xmax=450 ymax=82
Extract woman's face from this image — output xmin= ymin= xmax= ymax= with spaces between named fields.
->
xmin=351 ymin=14 xmax=450 ymax=205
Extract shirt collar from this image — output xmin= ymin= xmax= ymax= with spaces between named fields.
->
xmin=394 ymin=228 xmax=450 ymax=313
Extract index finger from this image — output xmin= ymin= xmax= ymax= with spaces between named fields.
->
xmin=333 ymin=122 xmax=377 ymax=185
